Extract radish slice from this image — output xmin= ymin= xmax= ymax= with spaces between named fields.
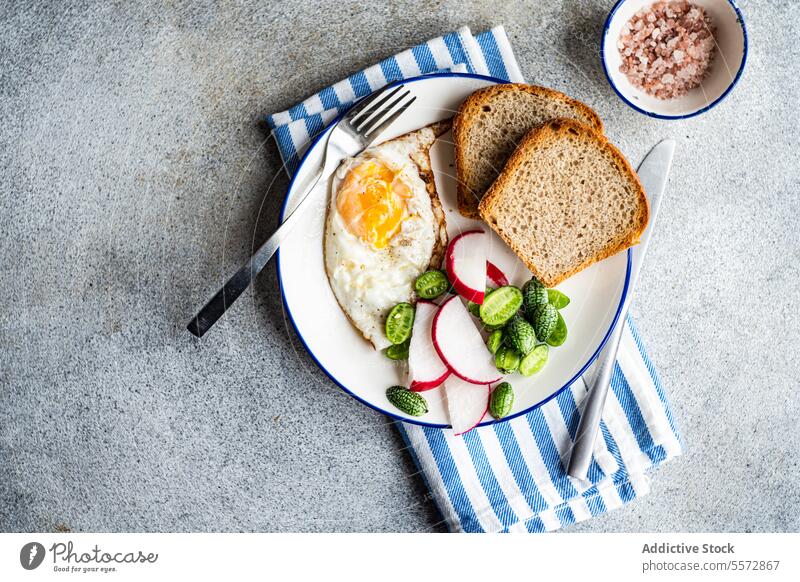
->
xmin=446 ymin=230 xmax=487 ymax=304
xmin=432 ymin=296 xmax=502 ymax=385
xmin=408 ymin=300 xmax=450 ymax=392
xmin=444 ymin=376 xmax=489 ymax=435
xmin=486 ymin=260 xmax=509 ymax=287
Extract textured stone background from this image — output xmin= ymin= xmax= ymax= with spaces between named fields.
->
xmin=1 ymin=0 xmax=798 ymax=532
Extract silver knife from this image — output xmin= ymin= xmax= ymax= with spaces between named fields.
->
xmin=566 ymin=139 xmax=676 ymax=481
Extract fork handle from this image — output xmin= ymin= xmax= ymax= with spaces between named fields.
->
xmin=187 ymin=165 xmax=325 ymax=338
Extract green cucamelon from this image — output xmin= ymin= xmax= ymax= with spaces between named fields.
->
xmin=385 ymin=340 xmax=410 ymax=360
xmin=486 ymin=329 xmax=504 ymax=354
xmin=385 ymin=303 xmax=415 ymax=345
xmin=386 ymin=386 xmax=428 ymax=416
xmin=414 ymin=270 xmax=450 ymax=300
xmin=531 ymin=303 xmax=559 ymax=342
xmin=494 ymin=346 xmax=521 ymax=374
xmin=480 ymin=286 xmax=523 ymax=326
xmin=490 ymin=382 xmax=515 ymax=419
xmin=523 ymin=277 xmax=549 ymax=319
xmin=519 ymin=344 xmax=549 ymax=376
xmin=505 ymin=315 xmax=537 ymax=356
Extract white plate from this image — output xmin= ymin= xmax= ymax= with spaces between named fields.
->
xmin=277 ymin=73 xmax=630 ymax=427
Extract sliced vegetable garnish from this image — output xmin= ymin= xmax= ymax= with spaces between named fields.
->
xmin=414 ymin=270 xmax=450 ymax=300
xmin=408 ymin=300 xmax=450 ymax=391
xmin=547 ymin=288 xmax=571 ymax=309
xmin=432 ymin=296 xmax=501 ymax=385
xmin=445 ymin=230 xmax=488 ymax=304
xmin=480 ymin=286 xmax=523 ymax=326
xmin=546 ymin=312 xmax=568 ymax=347
xmin=444 ymin=377 xmax=489 ymax=435
xmin=494 ymin=346 xmax=520 ymax=374
xmin=486 ymin=261 xmax=509 ymax=287
xmin=486 ymin=329 xmax=504 ymax=354
xmin=385 ymin=340 xmax=410 ymax=360
xmin=385 ymin=302 xmax=415 ymax=345
xmin=519 ymin=344 xmax=549 ymax=376
xmin=467 ymin=287 xmax=494 ymax=318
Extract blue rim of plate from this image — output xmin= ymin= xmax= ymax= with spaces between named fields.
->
xmin=601 ymin=0 xmax=748 ymax=120
xmin=276 ymin=71 xmax=632 ymax=428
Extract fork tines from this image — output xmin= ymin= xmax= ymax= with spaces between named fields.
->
xmin=347 ymin=84 xmax=417 ymax=138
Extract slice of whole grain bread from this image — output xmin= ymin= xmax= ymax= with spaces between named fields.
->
xmin=478 ymin=118 xmax=648 ymax=287
xmin=453 ymin=83 xmax=603 ymax=218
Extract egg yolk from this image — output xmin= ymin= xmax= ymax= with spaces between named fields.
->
xmin=336 ymin=159 xmax=413 ymax=249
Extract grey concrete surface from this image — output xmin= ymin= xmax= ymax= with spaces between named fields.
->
xmin=1 ymin=0 xmax=798 ymax=533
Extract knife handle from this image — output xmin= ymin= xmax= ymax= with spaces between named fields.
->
xmin=567 ymin=317 xmax=626 ymax=480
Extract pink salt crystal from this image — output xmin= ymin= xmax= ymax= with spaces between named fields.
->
xmin=617 ymin=0 xmax=716 ymax=100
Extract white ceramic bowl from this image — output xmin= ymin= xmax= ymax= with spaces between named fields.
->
xmin=602 ymin=0 xmax=747 ymax=119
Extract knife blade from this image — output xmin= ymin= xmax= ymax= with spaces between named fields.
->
xmin=566 ymin=138 xmax=676 ymax=481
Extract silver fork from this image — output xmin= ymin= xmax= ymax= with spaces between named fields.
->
xmin=188 ymin=84 xmax=417 ymax=337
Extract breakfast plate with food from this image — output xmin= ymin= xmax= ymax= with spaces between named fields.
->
xmin=277 ymin=73 xmax=649 ymax=431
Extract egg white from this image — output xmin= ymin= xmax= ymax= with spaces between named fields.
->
xmin=324 ymin=139 xmax=438 ymax=350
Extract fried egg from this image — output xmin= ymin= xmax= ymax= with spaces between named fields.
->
xmin=324 ymin=122 xmax=449 ymax=350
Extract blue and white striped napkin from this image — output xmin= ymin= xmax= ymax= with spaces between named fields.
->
xmin=267 ymin=26 xmax=521 ymax=173
xmin=268 ymin=26 xmax=682 ymax=533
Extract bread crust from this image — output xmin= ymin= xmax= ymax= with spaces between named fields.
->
xmin=453 ymin=83 xmax=604 ymax=219
xmin=478 ymin=118 xmax=649 ymax=287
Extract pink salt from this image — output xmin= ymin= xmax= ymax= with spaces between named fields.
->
xmin=618 ymin=1 xmax=716 ymax=100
